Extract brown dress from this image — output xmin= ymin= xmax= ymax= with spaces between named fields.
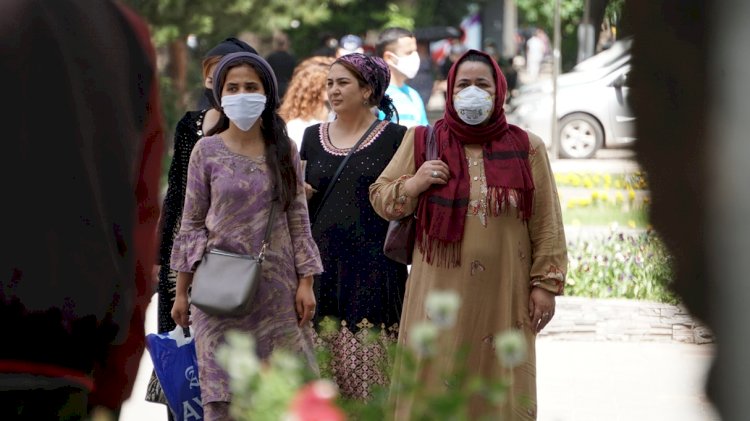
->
xmin=369 ymin=128 xmax=567 ymax=420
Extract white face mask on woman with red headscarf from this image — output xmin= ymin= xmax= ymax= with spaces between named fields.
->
xmin=453 ymin=85 xmax=494 ymax=125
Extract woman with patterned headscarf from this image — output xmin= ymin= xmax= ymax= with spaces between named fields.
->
xmin=300 ymin=53 xmax=408 ymax=399
xmin=371 ymin=50 xmax=567 ymax=419
xmin=169 ymin=52 xmax=323 ymax=420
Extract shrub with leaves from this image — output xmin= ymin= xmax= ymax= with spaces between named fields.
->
xmin=566 ymin=226 xmax=677 ymax=303
xmin=216 ymin=290 xmax=524 ymax=420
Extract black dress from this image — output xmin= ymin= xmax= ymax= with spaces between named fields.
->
xmin=300 ymin=120 xmax=408 ymax=398
xmin=155 ymin=109 xmax=207 ymax=333
xmin=145 ymin=109 xmax=206 ymax=407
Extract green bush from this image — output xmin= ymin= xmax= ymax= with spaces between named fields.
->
xmin=565 ymin=229 xmax=677 ymax=304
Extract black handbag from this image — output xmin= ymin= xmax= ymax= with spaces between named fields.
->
xmin=190 ymin=201 xmax=277 ymax=316
xmin=383 ymin=125 xmax=436 ymax=265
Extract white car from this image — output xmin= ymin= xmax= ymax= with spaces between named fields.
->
xmin=507 ymin=38 xmax=635 ymax=159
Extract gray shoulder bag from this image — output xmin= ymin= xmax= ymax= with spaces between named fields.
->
xmin=190 ymin=201 xmax=277 ymax=316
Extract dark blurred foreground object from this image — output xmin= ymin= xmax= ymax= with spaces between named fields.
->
xmin=628 ymin=0 xmax=750 ymax=419
xmin=0 ymin=0 xmax=164 ymax=418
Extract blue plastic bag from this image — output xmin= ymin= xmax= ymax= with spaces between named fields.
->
xmin=146 ymin=327 xmax=203 ymax=421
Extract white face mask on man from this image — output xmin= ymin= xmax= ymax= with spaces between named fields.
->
xmin=453 ymin=85 xmax=494 ymax=125
xmin=391 ymin=51 xmax=421 ymax=79
xmin=221 ymin=93 xmax=266 ymax=131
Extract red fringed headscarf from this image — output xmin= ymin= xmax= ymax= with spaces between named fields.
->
xmin=414 ymin=49 xmax=534 ymax=268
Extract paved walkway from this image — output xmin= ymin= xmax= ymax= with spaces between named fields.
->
xmin=537 ymin=340 xmax=719 ymax=421
xmin=118 ymin=294 xmax=720 ymax=421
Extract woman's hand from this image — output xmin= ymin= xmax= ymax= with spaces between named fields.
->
xmin=171 ymin=271 xmax=193 ymax=328
xmin=404 ymin=159 xmax=451 ymax=197
xmin=529 ymin=287 xmax=556 ymax=333
xmin=171 ymin=294 xmax=191 ymax=328
xmin=304 ymin=182 xmax=317 ymax=200
xmin=296 ymin=276 xmax=316 ymax=327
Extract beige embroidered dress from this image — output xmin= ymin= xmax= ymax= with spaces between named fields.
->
xmin=370 ymin=128 xmax=567 ymax=420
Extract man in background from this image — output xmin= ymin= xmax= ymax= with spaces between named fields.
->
xmin=266 ymin=31 xmax=297 ymax=99
xmin=0 ymin=0 xmax=164 ymax=419
xmin=377 ymin=27 xmax=429 ymax=128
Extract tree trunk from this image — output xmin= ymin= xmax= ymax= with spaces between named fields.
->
xmin=166 ymin=38 xmax=189 ymax=110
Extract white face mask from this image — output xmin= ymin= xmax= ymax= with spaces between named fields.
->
xmin=453 ymin=85 xmax=494 ymax=125
xmin=221 ymin=93 xmax=266 ymax=131
xmin=391 ymin=51 xmax=421 ymax=79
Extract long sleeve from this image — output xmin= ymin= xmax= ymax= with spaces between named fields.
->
xmin=169 ymin=138 xmax=211 ymax=273
xmin=369 ymin=127 xmax=420 ymax=221
xmin=156 ymin=112 xmax=199 ymax=265
xmin=526 ymin=133 xmax=567 ymax=295
xmin=286 ymin=142 xmax=324 ymax=278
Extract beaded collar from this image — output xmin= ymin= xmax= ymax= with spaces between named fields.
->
xmin=319 ymin=120 xmax=388 ymax=156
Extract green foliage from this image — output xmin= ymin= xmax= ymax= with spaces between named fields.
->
xmin=218 ymin=292 xmax=524 ymax=420
xmin=287 ymin=0 xmax=396 ymax=57
xmin=516 ymin=0 xmax=585 ymax=33
xmin=566 ymin=230 xmax=677 ymax=303
xmin=411 ymin=0 xmax=476 ymax=28
xmin=288 ymin=0 xmax=477 ymax=58
xmin=556 ymin=171 xmax=651 ymax=228
xmin=605 ymin=0 xmax=626 ymax=23
xmin=122 ymin=0 xmax=353 ymax=47
xmin=563 ymin=206 xmax=648 ymax=228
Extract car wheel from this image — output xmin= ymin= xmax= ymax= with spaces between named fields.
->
xmin=558 ymin=113 xmax=604 ymax=159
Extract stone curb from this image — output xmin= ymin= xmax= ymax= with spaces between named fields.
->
xmin=539 ymin=296 xmax=715 ymax=344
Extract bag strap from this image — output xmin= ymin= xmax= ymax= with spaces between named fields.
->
xmin=424 ymin=124 xmax=437 ymax=160
xmin=412 ymin=124 xmax=436 ymax=218
xmin=311 ymin=119 xmax=381 ymax=223
xmin=258 ymin=200 xmax=277 ymax=262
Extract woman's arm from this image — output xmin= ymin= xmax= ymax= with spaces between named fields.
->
xmin=526 ymin=134 xmax=568 ymax=295
xmin=526 ymin=134 xmax=567 ymax=332
xmin=369 ymin=128 xmax=420 ymax=220
xmin=172 ymin=271 xmax=193 ymax=327
xmin=295 ymin=275 xmax=316 ymax=327
xmin=286 ymin=142 xmax=324 ymax=278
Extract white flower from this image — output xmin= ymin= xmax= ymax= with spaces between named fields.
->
xmin=269 ymin=349 xmax=303 ymax=376
xmin=311 ymin=379 xmax=339 ymax=400
xmin=425 ymin=289 xmax=461 ymax=328
xmin=216 ymin=330 xmax=261 ymax=383
xmin=494 ymin=330 xmax=527 ymax=368
xmin=408 ymin=321 xmax=439 ymax=356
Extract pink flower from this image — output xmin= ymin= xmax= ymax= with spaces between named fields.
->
xmin=286 ymin=380 xmax=346 ymax=421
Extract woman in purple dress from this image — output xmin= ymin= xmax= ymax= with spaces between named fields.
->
xmin=170 ymin=52 xmax=323 ymax=421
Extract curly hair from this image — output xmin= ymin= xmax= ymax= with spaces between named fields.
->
xmin=279 ymin=56 xmax=335 ymax=122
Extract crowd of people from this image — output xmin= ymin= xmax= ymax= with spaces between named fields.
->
xmin=2 ymin=4 xmax=567 ymax=419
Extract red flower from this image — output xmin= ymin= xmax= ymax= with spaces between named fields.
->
xmin=287 ymin=380 xmax=346 ymax=421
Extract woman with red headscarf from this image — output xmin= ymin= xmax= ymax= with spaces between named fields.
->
xmin=370 ymin=49 xmax=567 ymax=419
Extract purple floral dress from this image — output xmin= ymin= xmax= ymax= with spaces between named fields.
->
xmin=170 ymin=135 xmax=323 ymax=404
